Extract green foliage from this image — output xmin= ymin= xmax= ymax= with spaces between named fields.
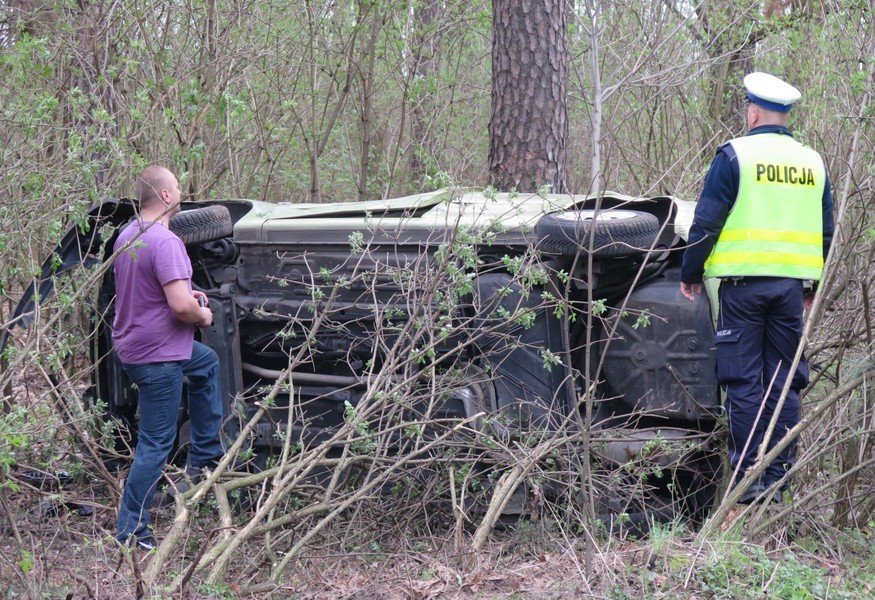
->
xmin=17 ymin=550 xmax=34 ymax=575
xmin=647 ymin=520 xmax=683 ymax=555
xmin=696 ymin=540 xmax=842 ymax=599
xmin=513 ymin=307 xmax=536 ymax=329
xmin=348 ymin=231 xmax=365 ymax=253
xmin=343 ymin=400 xmax=376 ymax=455
xmin=0 ymin=408 xmax=32 ymax=491
xmin=0 ymin=2 xmax=870 ymax=595
xmin=195 ymin=582 xmax=236 ymax=600
xmin=632 ymin=309 xmax=651 ymax=330
xmin=539 ymin=348 xmax=563 ymax=371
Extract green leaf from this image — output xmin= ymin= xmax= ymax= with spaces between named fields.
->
xmin=18 ymin=550 xmax=33 ymax=574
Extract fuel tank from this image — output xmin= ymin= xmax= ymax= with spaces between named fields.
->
xmin=599 ymin=269 xmax=719 ymax=421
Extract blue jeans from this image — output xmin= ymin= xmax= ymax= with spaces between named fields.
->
xmin=115 ymin=341 xmax=224 ymax=541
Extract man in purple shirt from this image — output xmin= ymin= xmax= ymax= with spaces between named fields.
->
xmin=112 ymin=166 xmax=223 ymax=550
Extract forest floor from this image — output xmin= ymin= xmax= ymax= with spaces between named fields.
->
xmin=1 ymin=478 xmax=873 ymax=599
xmin=2 ymin=365 xmax=872 ymax=598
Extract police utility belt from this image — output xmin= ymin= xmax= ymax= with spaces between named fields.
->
xmin=719 ymin=276 xmax=816 ymax=293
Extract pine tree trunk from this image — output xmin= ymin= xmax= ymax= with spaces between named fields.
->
xmin=489 ymin=0 xmax=568 ymax=193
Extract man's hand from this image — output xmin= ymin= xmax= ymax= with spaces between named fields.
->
xmin=164 ymin=280 xmax=213 ymax=326
xmin=192 ymin=291 xmax=213 ymax=326
xmin=680 ymin=282 xmax=703 ymax=303
xmin=192 ymin=290 xmax=209 ymax=307
xmin=196 ymin=306 xmax=213 ymax=327
xmin=803 ymin=292 xmax=814 ymax=311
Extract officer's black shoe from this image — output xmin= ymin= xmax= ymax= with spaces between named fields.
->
xmin=766 ymin=481 xmax=791 ymax=504
xmin=736 ymin=481 xmax=771 ymax=505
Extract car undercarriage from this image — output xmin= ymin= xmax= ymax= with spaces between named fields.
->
xmin=5 ymin=188 xmax=722 ymax=526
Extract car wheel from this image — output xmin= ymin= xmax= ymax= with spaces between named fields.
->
xmin=674 ymin=450 xmax=722 ymax=525
xmin=170 ymin=205 xmax=233 ymax=245
xmin=535 ymin=209 xmax=660 ymax=257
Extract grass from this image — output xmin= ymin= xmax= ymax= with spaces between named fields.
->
xmin=606 ymin=520 xmax=875 ymax=599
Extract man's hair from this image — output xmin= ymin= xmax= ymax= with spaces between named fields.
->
xmin=751 ymin=103 xmax=791 ymax=126
xmin=135 ymin=166 xmax=174 ymax=207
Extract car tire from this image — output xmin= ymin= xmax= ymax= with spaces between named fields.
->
xmin=535 ymin=209 xmax=660 ymax=257
xmin=170 ymin=205 xmax=233 ymax=245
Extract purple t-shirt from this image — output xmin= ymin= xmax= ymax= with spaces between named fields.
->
xmin=112 ymin=220 xmax=194 ymax=364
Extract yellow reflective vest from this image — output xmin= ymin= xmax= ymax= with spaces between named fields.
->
xmin=704 ymin=133 xmax=826 ymax=280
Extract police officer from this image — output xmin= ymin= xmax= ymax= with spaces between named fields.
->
xmin=680 ymin=72 xmax=834 ymax=504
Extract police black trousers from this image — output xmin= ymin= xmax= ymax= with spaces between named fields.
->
xmin=714 ymin=277 xmax=807 ymax=488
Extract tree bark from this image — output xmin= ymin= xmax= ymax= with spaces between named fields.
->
xmin=410 ymin=0 xmax=441 ymax=186
xmin=489 ymin=0 xmax=568 ymax=193
xmin=585 ymin=0 xmax=602 ymax=194
xmin=356 ymin=6 xmax=381 ymax=201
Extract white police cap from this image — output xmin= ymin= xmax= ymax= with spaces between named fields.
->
xmin=743 ymin=72 xmax=801 ymax=113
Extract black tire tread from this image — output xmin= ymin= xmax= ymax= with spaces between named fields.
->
xmin=535 ymin=210 xmax=659 ymax=257
xmin=170 ymin=205 xmax=233 ymax=245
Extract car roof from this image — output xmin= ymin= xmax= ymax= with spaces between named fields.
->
xmin=233 ymin=188 xmax=694 ymax=245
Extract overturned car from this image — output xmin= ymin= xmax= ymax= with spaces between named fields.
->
xmin=6 ymin=188 xmax=721 ymax=525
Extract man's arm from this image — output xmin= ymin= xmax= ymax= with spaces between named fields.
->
xmin=821 ymin=174 xmax=834 ymax=260
xmin=163 ymin=279 xmax=212 ymax=326
xmin=153 ymin=236 xmax=211 ymax=326
xmin=804 ymin=173 xmax=835 ymax=311
xmin=679 ymin=146 xmax=739 ymax=300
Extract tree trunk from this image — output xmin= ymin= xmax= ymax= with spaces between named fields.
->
xmin=410 ymin=0 xmax=441 ymax=186
xmin=586 ymin=0 xmax=603 ymax=194
xmin=489 ymin=0 xmax=568 ymax=194
xmin=356 ymin=7 xmax=380 ymax=201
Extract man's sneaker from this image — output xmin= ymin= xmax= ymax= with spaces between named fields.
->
xmin=118 ymin=534 xmax=158 ymax=552
xmin=153 ymin=457 xmax=224 ymax=508
xmin=135 ymin=535 xmax=158 ymax=551
xmin=154 ymin=475 xmax=197 ymax=507
xmin=153 ymin=464 xmax=206 ymax=507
